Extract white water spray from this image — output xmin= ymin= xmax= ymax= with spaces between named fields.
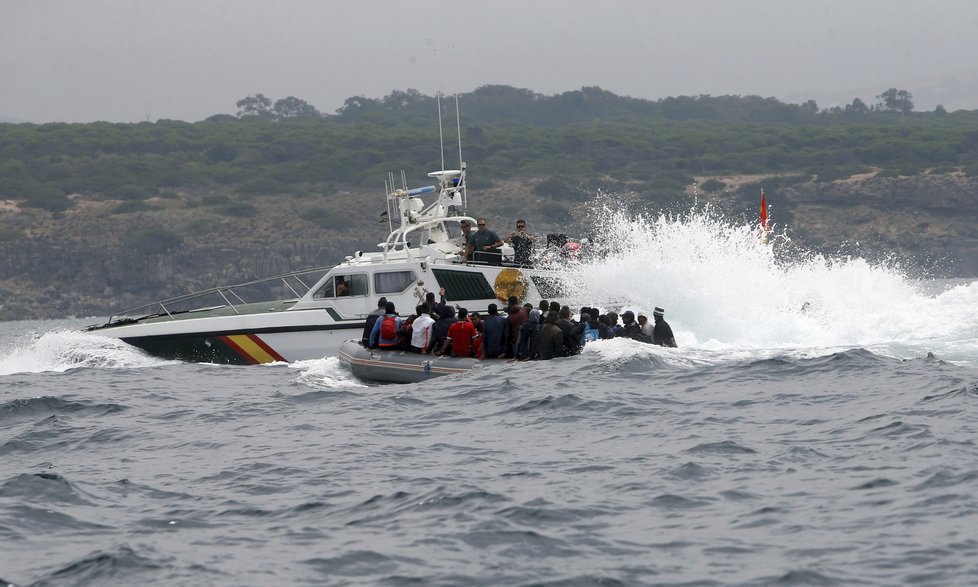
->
xmin=0 ymin=328 xmax=173 ymax=375
xmin=552 ymin=205 xmax=978 ymax=361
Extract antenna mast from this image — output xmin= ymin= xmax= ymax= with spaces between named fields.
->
xmin=455 ymin=94 xmax=463 ymax=169
xmin=437 ymin=94 xmax=446 ymax=172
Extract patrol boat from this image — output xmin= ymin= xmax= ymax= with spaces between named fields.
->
xmin=85 ymin=162 xmax=566 ymax=365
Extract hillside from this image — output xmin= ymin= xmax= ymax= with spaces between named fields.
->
xmin=3 ymin=88 xmax=978 ymax=320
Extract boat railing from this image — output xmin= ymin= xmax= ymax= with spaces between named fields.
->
xmin=102 ymin=265 xmax=334 ymax=325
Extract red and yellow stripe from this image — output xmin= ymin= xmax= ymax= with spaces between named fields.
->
xmin=219 ymin=334 xmax=287 ymax=364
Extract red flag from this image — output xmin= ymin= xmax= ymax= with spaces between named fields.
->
xmin=759 ymin=190 xmax=769 ymax=232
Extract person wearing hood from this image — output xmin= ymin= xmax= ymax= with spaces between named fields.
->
xmin=368 ymin=301 xmax=402 ymax=349
xmin=652 ymin=307 xmax=678 ymax=347
xmin=638 ymin=314 xmax=653 ymax=339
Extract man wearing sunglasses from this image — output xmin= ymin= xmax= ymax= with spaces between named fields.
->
xmin=505 ymin=219 xmax=535 ymax=266
xmin=466 ymin=218 xmax=504 ymax=265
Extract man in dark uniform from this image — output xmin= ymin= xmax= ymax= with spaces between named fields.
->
xmin=652 ymin=307 xmax=678 ymax=347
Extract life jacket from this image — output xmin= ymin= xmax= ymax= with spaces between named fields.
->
xmin=399 ymin=317 xmax=415 ymax=337
xmin=581 ymin=322 xmax=601 ymax=345
xmin=380 ymin=315 xmax=398 ymax=341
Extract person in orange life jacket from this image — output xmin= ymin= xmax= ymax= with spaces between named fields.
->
xmin=369 ymin=301 xmax=402 ymax=348
xmin=410 ymin=302 xmax=437 ymax=353
xmin=438 ymin=307 xmax=478 ymax=357
xmin=360 ymin=297 xmax=388 ymax=347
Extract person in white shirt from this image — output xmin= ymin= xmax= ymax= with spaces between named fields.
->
xmin=410 ymin=303 xmax=437 ymax=353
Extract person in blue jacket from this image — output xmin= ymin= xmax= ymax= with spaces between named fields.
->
xmin=369 ymin=301 xmax=403 ymax=349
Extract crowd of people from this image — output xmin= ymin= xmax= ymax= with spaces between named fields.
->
xmin=362 ymin=289 xmax=678 ymax=361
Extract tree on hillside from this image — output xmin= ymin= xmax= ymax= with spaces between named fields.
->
xmin=272 ymin=96 xmax=321 ymax=119
xmin=847 ymin=97 xmax=870 ymax=115
xmin=236 ymin=94 xmax=273 ymax=119
xmin=877 ymin=88 xmax=914 ymax=114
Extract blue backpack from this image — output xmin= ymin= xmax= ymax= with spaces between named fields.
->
xmin=581 ymin=322 xmax=601 ymax=345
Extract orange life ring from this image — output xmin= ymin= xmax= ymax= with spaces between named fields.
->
xmin=493 ymin=268 xmax=526 ymax=303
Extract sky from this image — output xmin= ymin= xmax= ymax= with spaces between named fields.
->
xmin=3 ymin=0 xmax=978 ymax=123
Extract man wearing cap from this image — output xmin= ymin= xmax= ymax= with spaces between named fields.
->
xmin=618 ymin=310 xmax=651 ymax=344
xmin=652 ymin=307 xmax=678 ymax=347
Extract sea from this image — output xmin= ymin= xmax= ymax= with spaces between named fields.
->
xmin=2 ymin=209 xmax=978 ymax=586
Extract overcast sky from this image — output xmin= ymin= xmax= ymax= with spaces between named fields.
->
xmin=3 ymin=0 xmax=978 ymax=123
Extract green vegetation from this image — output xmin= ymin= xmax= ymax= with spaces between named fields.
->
xmin=2 ymin=86 xmax=978 ymax=212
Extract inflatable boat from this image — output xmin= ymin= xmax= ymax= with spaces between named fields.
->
xmin=337 ymin=339 xmax=482 ymax=383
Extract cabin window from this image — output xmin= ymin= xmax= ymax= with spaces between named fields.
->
xmin=315 ymin=273 xmax=368 ymax=298
xmin=374 ymin=271 xmax=416 ymax=294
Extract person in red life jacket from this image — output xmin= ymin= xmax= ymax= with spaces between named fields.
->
xmin=397 ymin=305 xmax=421 ymax=350
xmin=438 ymin=307 xmax=477 ymax=357
xmin=368 ymin=301 xmax=402 ymax=349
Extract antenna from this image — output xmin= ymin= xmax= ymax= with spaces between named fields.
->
xmin=437 ymin=93 xmax=446 ymax=172
xmin=385 ymin=172 xmax=395 ymax=233
xmin=455 ymin=94 xmax=467 ymax=212
xmin=455 ymin=93 xmax=462 ymax=169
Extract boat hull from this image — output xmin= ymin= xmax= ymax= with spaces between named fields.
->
xmin=117 ymin=327 xmax=358 ymax=364
xmin=338 ymin=340 xmax=481 ymax=383
xmin=88 ymin=309 xmax=363 ymax=364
